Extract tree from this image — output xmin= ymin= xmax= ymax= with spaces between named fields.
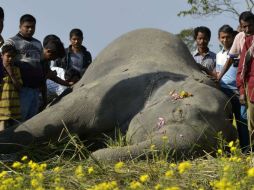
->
xmin=177 ymin=0 xmax=254 ymax=51
xmin=178 ymin=0 xmax=254 ymax=19
xmin=176 ymin=28 xmax=195 ymax=52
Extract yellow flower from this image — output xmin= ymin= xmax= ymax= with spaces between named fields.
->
xmin=247 ymin=167 xmax=254 ymax=177
xmin=165 ymin=170 xmax=174 ymax=178
xmin=230 ymin=146 xmax=236 ymax=153
xmin=165 ymin=187 xmax=180 ymax=190
xmin=75 ymin=165 xmax=84 ymax=179
xmin=154 ymin=184 xmax=162 ymax=190
xmin=129 ymin=181 xmax=142 ymax=189
xmin=150 ymin=144 xmax=156 ymax=150
xmin=170 ymin=163 xmax=176 ymax=167
xmin=217 ymin=149 xmax=222 ymax=154
xmin=21 ymin=155 xmax=28 ymax=161
xmin=162 ymin=135 xmax=168 ymax=141
xmin=0 ymin=171 xmax=7 ymax=178
xmin=114 ymin=161 xmax=124 ymax=172
xmin=88 ymin=166 xmax=94 ymax=174
xmin=53 ymin=167 xmax=61 ymax=173
xmin=223 ymin=165 xmax=230 ymax=172
xmin=178 ymin=161 xmax=191 ymax=174
xmin=88 ymin=181 xmax=118 ymax=190
xmin=31 ymin=178 xmax=40 ymax=187
xmin=38 ymin=163 xmax=47 ymax=172
xmin=139 ymin=174 xmax=149 ymax=183
xmin=213 ymin=178 xmax=233 ymax=190
xmin=228 ymin=141 xmax=234 ymax=148
xmin=12 ymin=161 xmax=22 ymax=169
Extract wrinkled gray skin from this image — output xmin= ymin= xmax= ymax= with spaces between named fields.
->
xmin=0 ymin=29 xmax=237 ymax=161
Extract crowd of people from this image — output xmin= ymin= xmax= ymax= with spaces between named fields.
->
xmin=0 ymin=7 xmax=254 ymax=153
xmin=193 ymin=11 xmax=254 ymax=152
xmin=0 ymin=7 xmax=92 ymax=130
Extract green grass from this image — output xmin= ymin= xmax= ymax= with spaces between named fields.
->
xmin=0 ymin=133 xmax=254 ymax=190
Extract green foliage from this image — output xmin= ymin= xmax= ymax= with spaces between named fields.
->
xmin=178 ymin=0 xmax=254 ymax=19
xmin=176 ymin=28 xmax=195 ymax=52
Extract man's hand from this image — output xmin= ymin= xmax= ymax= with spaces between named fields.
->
xmin=239 ymin=94 xmax=246 ymax=105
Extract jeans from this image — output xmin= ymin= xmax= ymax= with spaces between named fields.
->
xmin=221 ymin=87 xmax=249 ymax=150
xmin=19 ymin=87 xmax=40 ymax=121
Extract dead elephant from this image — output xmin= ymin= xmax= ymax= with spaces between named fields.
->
xmin=0 ymin=28 xmax=237 ymax=161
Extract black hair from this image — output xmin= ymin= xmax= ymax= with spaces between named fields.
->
xmin=1 ymin=44 xmax=17 ymax=55
xmin=0 ymin=7 xmax=4 ymax=19
xmin=20 ymin=14 xmax=36 ymax=24
xmin=69 ymin=28 xmax=83 ymax=39
xmin=239 ymin=11 xmax=254 ymax=23
xmin=218 ymin=24 xmax=235 ymax=36
xmin=44 ymin=39 xmax=65 ymax=58
xmin=43 ymin=34 xmax=61 ymax=47
xmin=193 ymin=26 xmax=211 ymax=41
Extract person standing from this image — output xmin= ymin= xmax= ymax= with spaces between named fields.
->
xmin=4 ymin=14 xmax=43 ymax=121
xmin=192 ymin=26 xmax=216 ymax=76
xmin=216 ymin=25 xmax=249 ymax=150
xmin=237 ymin=33 xmax=254 ymax=144
xmin=0 ymin=45 xmax=22 ymax=130
xmin=55 ymin=28 xmax=92 ymax=82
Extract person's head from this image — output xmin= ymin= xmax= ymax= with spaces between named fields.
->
xmin=43 ymin=34 xmax=61 ymax=47
xmin=218 ymin=24 xmax=236 ymax=50
xmin=19 ymin=14 xmax=36 ymax=38
xmin=1 ymin=44 xmax=17 ymax=64
xmin=239 ymin=11 xmax=254 ymax=36
xmin=0 ymin=7 xmax=4 ymax=34
xmin=43 ymin=38 xmax=65 ymax=61
xmin=193 ymin=26 xmax=211 ymax=50
xmin=69 ymin=28 xmax=83 ymax=49
xmin=64 ymin=68 xmax=81 ymax=83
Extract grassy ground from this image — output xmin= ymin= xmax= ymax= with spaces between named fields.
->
xmin=0 ymin=134 xmax=254 ymax=190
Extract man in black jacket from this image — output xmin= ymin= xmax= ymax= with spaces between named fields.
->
xmin=55 ymin=28 xmax=92 ymax=82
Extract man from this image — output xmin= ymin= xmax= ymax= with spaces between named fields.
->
xmin=237 ymin=34 xmax=254 ymax=141
xmin=192 ymin=26 xmax=216 ymax=76
xmin=55 ymin=28 xmax=92 ymax=83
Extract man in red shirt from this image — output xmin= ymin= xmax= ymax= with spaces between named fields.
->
xmin=237 ymin=34 xmax=254 ymax=141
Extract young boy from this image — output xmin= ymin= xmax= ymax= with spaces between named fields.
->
xmin=192 ymin=26 xmax=216 ymax=76
xmin=0 ymin=45 xmax=22 ymax=130
xmin=4 ymin=14 xmax=43 ymax=121
xmin=216 ymin=25 xmax=249 ymax=151
xmin=40 ymin=37 xmax=73 ymax=108
xmin=55 ymin=28 xmax=92 ymax=82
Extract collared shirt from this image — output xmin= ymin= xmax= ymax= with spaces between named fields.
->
xmin=192 ymin=49 xmax=216 ymax=71
xmin=237 ymin=35 xmax=254 ymax=102
xmin=216 ymin=48 xmax=237 ymax=90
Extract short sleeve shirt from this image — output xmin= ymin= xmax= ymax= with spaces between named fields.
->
xmin=216 ymin=49 xmax=237 ymax=90
xmin=192 ymin=49 xmax=216 ymax=71
xmin=229 ymin=32 xmax=245 ymax=58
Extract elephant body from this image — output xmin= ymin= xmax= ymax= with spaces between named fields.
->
xmin=0 ymin=28 xmax=237 ymax=161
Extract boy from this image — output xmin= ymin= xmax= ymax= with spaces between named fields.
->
xmin=0 ymin=45 xmax=22 ymax=130
xmin=192 ymin=26 xmax=216 ymax=76
xmin=216 ymin=25 xmax=249 ymax=151
xmin=4 ymin=14 xmax=43 ymax=121
xmin=55 ymin=28 xmax=92 ymax=81
xmin=40 ymin=38 xmax=73 ymax=107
